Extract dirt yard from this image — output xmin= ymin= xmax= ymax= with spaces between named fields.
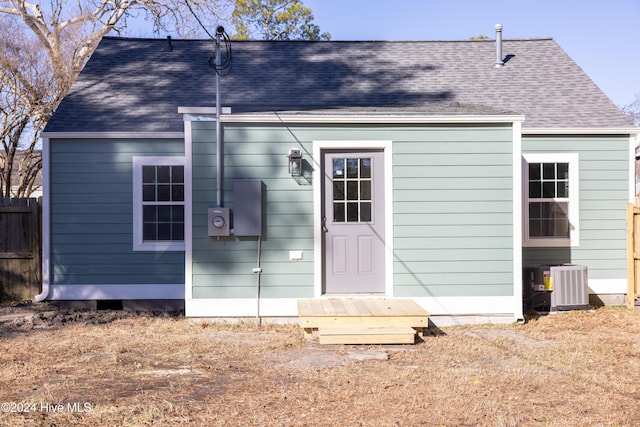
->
xmin=1 ymin=303 xmax=640 ymax=426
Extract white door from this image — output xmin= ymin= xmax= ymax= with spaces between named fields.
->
xmin=322 ymin=151 xmax=385 ymax=293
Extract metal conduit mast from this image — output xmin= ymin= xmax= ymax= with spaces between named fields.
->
xmin=215 ymin=26 xmax=224 ymax=207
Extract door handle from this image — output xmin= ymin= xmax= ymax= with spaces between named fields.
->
xmin=322 ymin=216 xmax=328 ymax=233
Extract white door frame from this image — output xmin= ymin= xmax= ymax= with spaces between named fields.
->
xmin=313 ymin=140 xmax=394 ymax=298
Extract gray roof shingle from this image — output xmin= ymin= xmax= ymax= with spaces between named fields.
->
xmin=44 ymin=37 xmax=631 ymax=133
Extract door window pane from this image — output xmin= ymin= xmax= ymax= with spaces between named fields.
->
xmin=347 ymin=181 xmax=359 ymax=200
xmin=333 ymin=159 xmax=344 ymax=178
xmin=360 ymin=159 xmax=371 ymax=178
xmin=360 ymin=181 xmax=371 ymax=200
xmin=347 ymin=202 xmax=359 ymax=222
xmin=346 ymin=159 xmax=358 ymax=178
xmin=334 ymin=202 xmax=345 ymax=222
xmin=333 ymin=181 xmax=345 ymax=200
xmin=331 ymin=157 xmax=373 ymax=223
xmin=360 ymin=202 xmax=371 ymax=222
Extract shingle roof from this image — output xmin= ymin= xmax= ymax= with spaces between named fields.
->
xmin=44 ymin=37 xmax=631 ymax=133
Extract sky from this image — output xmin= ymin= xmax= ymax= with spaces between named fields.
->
xmin=302 ymin=0 xmax=639 ymax=107
xmin=126 ymin=0 xmax=640 ymax=107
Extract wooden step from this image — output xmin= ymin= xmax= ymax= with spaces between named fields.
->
xmin=318 ymin=327 xmax=417 ymax=345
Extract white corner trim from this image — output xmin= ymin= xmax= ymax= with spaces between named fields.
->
xmin=184 ymin=121 xmax=194 ymax=301
xmin=512 ymin=121 xmax=524 ymax=322
xmin=630 ymin=134 xmax=638 ymax=202
xmin=36 ymin=136 xmax=51 ymax=302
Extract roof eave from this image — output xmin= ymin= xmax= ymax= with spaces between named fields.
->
xmin=523 ymin=127 xmax=639 ymax=135
xmin=40 ymin=131 xmax=184 ymax=139
xmin=221 ymin=113 xmax=525 ymax=124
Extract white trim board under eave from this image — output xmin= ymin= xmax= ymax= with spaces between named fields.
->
xmin=40 ymin=132 xmax=184 ymax=139
xmin=222 ymin=113 xmax=525 ymax=125
xmin=522 ymin=128 xmax=640 ymax=135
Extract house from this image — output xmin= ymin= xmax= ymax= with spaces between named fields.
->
xmin=38 ymin=26 xmax=638 ymax=325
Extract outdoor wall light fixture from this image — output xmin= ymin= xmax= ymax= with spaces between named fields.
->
xmin=288 ymin=148 xmax=303 ymax=177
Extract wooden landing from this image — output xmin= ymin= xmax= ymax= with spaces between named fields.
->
xmin=297 ymin=298 xmax=430 ymax=345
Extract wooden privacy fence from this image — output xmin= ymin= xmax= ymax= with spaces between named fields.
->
xmin=0 ymin=198 xmax=42 ymax=301
xmin=627 ymin=199 xmax=640 ymax=308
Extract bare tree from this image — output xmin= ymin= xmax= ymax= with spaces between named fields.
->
xmin=622 ymin=94 xmax=640 ymax=128
xmin=0 ymin=16 xmax=50 ymax=197
xmin=0 ymin=0 xmax=231 ymax=197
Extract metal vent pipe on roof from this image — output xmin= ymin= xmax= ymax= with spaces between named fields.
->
xmin=494 ymin=24 xmax=504 ymax=68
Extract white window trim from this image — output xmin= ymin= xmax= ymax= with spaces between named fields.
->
xmin=522 ymin=153 xmax=579 ymax=247
xmin=132 ymin=156 xmax=186 ymax=251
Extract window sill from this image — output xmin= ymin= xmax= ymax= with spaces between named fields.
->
xmin=523 ymin=238 xmax=578 ymax=248
xmin=133 ymin=241 xmax=186 ymax=252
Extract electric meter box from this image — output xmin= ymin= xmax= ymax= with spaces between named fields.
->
xmin=233 ymin=179 xmax=264 ymax=236
xmin=208 ymin=207 xmax=231 ymax=237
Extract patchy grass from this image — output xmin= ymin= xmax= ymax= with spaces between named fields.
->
xmin=1 ymin=307 xmax=640 ymax=426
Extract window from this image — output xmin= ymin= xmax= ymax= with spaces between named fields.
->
xmin=332 ymin=157 xmax=372 ymax=222
xmin=133 ymin=157 xmax=185 ymax=251
xmin=523 ymin=153 xmax=579 ymax=247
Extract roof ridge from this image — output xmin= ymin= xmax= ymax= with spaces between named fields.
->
xmin=100 ymin=36 xmax=555 ymax=43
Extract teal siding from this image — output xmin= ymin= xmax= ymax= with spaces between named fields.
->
xmin=191 ymin=123 xmax=515 ymax=300
xmin=191 ymin=121 xmax=314 ymax=299
xmin=50 ymin=138 xmax=185 ymax=285
xmin=392 ymin=126 xmax=514 ymax=297
xmin=522 ymin=136 xmax=630 ymax=281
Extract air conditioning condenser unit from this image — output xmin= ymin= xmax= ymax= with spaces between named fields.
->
xmin=523 ymin=264 xmax=589 ymax=312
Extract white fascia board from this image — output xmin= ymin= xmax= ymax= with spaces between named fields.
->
xmin=221 ymin=113 xmax=525 ymax=125
xmin=523 ymin=127 xmax=639 ymax=135
xmin=40 ymin=132 xmax=184 ymax=139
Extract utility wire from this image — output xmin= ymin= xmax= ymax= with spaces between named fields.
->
xmin=183 ymin=0 xmax=233 ymax=75
xmin=184 ymin=0 xmax=215 ymax=39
